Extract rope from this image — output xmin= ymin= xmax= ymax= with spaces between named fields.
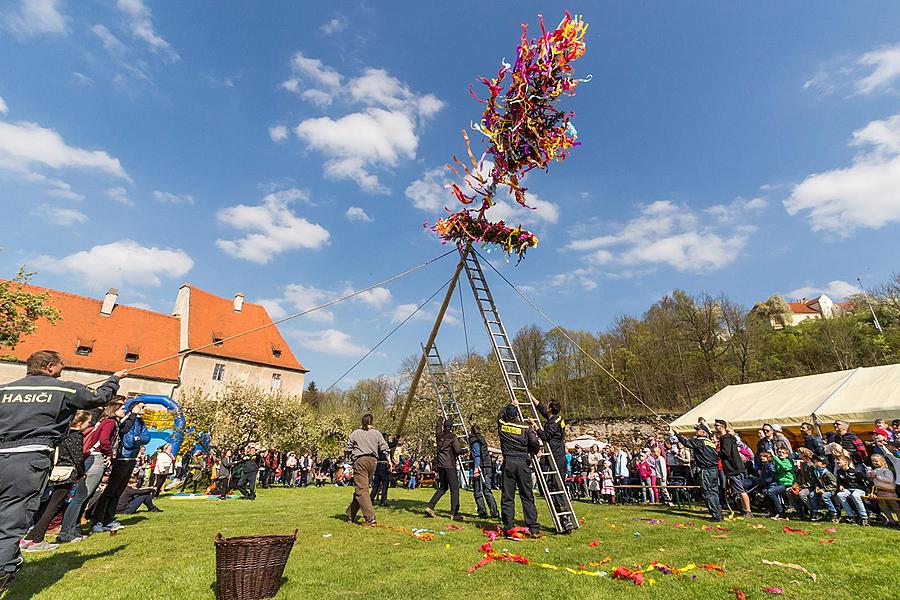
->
xmin=324 ymin=277 xmax=453 ymax=393
xmin=472 ymin=249 xmax=664 ymax=421
xmin=87 ymin=249 xmax=457 ymax=386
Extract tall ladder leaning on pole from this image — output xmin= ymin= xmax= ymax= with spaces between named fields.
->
xmin=423 ymin=342 xmax=473 ymax=489
xmin=459 ymin=246 xmax=579 ymax=534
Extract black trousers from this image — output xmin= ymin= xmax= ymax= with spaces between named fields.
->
xmin=93 ymin=458 xmax=136 ymax=526
xmin=234 ymin=471 xmax=257 ymax=499
xmin=541 ymin=453 xmax=571 ymax=517
xmin=370 ymin=462 xmax=390 ymax=504
xmin=500 ymin=456 xmax=538 ymax=533
xmin=0 ymin=450 xmax=52 ymax=578
xmin=428 ymin=467 xmax=460 ymax=515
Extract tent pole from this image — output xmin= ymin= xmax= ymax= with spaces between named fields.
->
xmin=393 ymin=244 xmax=470 ymax=438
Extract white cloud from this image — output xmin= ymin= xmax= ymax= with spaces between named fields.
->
xmin=216 ymin=191 xmax=330 ymax=264
xmin=321 ymin=16 xmax=347 ymax=35
xmin=0 ymin=96 xmax=7 ymax=115
xmin=300 ymin=89 xmax=333 ymax=108
xmin=153 ymin=190 xmax=193 ymax=205
xmin=258 ymin=283 xmax=391 ymax=324
xmin=804 ymin=42 xmax=900 ymax=96
xmin=268 ymin=124 xmax=289 ymax=142
xmin=784 ymin=113 xmax=900 ymax=234
xmin=4 ymin=0 xmax=67 ymax=36
xmin=566 ymin=199 xmax=760 ymax=274
xmin=91 ymin=23 xmax=154 ymax=87
xmin=0 ymin=118 xmax=130 ymax=183
xmin=345 ymin=206 xmax=372 ymax=222
xmin=31 ymin=203 xmax=88 ymax=226
xmin=354 ymin=286 xmax=391 ymax=308
xmin=390 ymin=302 xmax=458 ymax=325
xmin=294 ymin=329 xmax=369 ymax=356
xmin=786 ymin=280 xmax=860 ymax=301
xmin=72 ymin=72 xmax=94 ymax=86
xmin=92 ymin=24 xmax=126 ymax=56
xmin=115 ymin=0 xmax=179 ymax=61
xmin=405 ymin=162 xmax=559 ymax=225
xmin=281 ymin=58 xmax=443 ymax=192
xmin=31 ymin=239 xmax=193 ymax=288
xmin=22 ymin=172 xmax=83 ymax=201
xmin=295 ymin=108 xmax=418 ymax=193
xmin=106 ymin=186 xmax=133 ymax=206
xmin=856 ymin=43 xmax=900 ymax=95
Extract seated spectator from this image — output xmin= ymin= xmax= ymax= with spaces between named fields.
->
xmin=835 ymin=455 xmax=869 ymax=526
xmin=868 ymin=453 xmax=900 ymax=525
xmin=117 ymin=478 xmax=163 ymax=514
xmin=800 ymin=455 xmax=839 ymax=522
xmin=762 ymin=448 xmax=796 ymax=519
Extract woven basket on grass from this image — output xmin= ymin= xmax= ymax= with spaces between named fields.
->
xmin=214 ymin=530 xmax=297 ymax=600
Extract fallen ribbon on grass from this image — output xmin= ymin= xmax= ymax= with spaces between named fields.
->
xmin=588 ymin=540 xmax=600 ymax=547
xmin=762 ymin=559 xmax=817 ymax=582
xmin=446 ymin=524 xmax=464 ymax=530
xmin=731 ymin=589 xmax=748 ymax=600
xmin=823 ymin=527 xmax=836 ymax=533
xmin=782 ymin=526 xmax=810 ymax=535
xmin=763 ymin=588 xmax=785 ymax=595
xmin=818 ymin=538 xmax=835 ymax=544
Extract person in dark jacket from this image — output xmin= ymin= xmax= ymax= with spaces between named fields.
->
xmin=468 ymin=424 xmax=499 ymax=519
xmin=425 ymin=416 xmax=467 ymax=520
xmin=832 ymin=421 xmax=868 ymax=464
xmin=714 ymin=419 xmax=752 ymax=518
xmin=91 ymin=400 xmax=149 ymax=532
xmin=799 ymin=422 xmax=826 ymax=458
xmin=532 ymin=396 xmax=576 ymax=531
xmin=673 ymin=420 xmax=723 ymax=521
xmin=116 ymin=477 xmax=162 ymax=514
xmin=233 ymin=445 xmax=259 ymax=500
xmin=21 ymin=411 xmax=93 ymax=552
xmin=498 ymin=403 xmax=542 ymax=536
xmin=835 ymin=455 xmax=870 ymax=526
xmin=0 ymin=350 xmax=124 ymax=592
xmin=370 ymin=432 xmax=394 ymax=507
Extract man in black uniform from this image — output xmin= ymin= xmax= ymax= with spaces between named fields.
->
xmin=425 ymin=416 xmax=467 ymax=520
xmin=233 ymin=445 xmax=259 ymax=500
xmin=468 ymin=424 xmax=499 ymax=519
xmin=498 ymin=403 xmax=541 ymax=536
xmin=672 ymin=421 xmax=723 ymax=521
xmin=531 ymin=396 xmax=575 ymax=531
xmin=0 ymin=350 xmax=124 ymax=592
xmin=370 ymin=432 xmax=395 ymax=507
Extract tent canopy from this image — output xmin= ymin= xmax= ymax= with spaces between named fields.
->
xmin=671 ymin=364 xmax=900 ymax=433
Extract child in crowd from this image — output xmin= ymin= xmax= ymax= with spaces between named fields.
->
xmin=835 ymin=455 xmax=869 ymax=526
xmin=601 ymin=461 xmax=615 ymax=504
xmin=869 ymin=453 xmax=900 ymax=525
xmin=407 ymin=468 xmax=418 ymax=490
xmin=587 ymin=465 xmax=601 ymax=504
xmin=764 ymin=446 xmax=796 ymax=520
xmin=637 ymin=453 xmax=654 ymax=504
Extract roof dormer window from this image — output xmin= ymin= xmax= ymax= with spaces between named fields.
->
xmin=124 ymin=345 xmax=140 ymax=363
xmin=212 ymin=331 xmax=224 ymax=347
xmin=75 ymin=337 xmax=95 ymax=356
xmin=271 ymin=344 xmax=282 ymax=359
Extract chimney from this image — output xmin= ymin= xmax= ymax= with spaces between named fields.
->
xmin=100 ymin=288 xmax=118 ymax=316
xmin=233 ymin=293 xmax=244 ymax=313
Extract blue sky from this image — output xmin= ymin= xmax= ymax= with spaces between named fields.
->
xmin=1 ymin=1 xmax=899 ymax=389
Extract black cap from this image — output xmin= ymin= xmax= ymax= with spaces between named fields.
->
xmin=504 ymin=404 xmax=519 ymax=421
xmin=714 ymin=419 xmax=727 ymax=428
xmin=443 ymin=419 xmax=454 ymax=431
xmin=694 ymin=423 xmax=711 ymax=435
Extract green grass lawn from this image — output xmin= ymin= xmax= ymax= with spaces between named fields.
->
xmin=11 ymin=485 xmax=897 ymax=599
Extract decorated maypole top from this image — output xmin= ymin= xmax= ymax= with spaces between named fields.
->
xmin=431 ymin=12 xmax=590 ymax=261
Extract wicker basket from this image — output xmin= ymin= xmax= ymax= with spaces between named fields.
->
xmin=214 ymin=530 xmax=297 ymax=600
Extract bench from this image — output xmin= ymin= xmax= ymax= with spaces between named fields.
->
xmin=612 ymin=484 xmax=701 ymax=509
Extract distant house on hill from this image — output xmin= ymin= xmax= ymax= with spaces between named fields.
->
xmin=0 ymin=283 xmax=308 ymax=399
xmin=784 ymin=294 xmax=852 ymax=327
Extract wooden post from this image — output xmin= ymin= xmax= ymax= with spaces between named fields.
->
xmin=393 ymin=245 xmax=470 ymax=438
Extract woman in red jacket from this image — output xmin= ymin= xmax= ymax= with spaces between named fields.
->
xmin=56 ymin=400 xmax=125 ymax=543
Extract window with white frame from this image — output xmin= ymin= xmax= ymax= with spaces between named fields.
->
xmin=271 ymin=373 xmax=282 ymax=390
xmin=212 ymin=363 xmax=226 ymax=381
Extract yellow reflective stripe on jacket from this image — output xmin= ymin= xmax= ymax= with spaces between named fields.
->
xmin=499 ymin=420 xmax=523 ymax=434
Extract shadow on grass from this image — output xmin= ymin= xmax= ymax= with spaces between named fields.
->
xmin=9 ymin=545 xmax=125 ymax=600
xmin=117 ymin=515 xmax=149 ymax=526
xmin=209 ymin=576 xmax=287 ymax=598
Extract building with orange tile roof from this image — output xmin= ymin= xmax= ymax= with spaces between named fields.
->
xmin=0 ymin=282 xmax=307 ymax=400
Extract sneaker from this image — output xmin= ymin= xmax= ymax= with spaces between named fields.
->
xmin=831 ymin=514 xmax=840 ymax=524
xmin=775 ymin=514 xmax=789 ymax=521
xmin=106 ymin=521 xmax=125 ymax=531
xmin=742 ymin=512 xmax=754 ymax=519
xmin=18 ymin=539 xmax=32 ymax=549
xmin=55 ymin=535 xmax=84 ymax=544
xmin=362 ymin=519 xmax=377 ymax=527
xmin=91 ymin=523 xmax=110 ymax=533
xmin=424 ymin=507 xmax=436 ymax=518
xmin=810 ymin=513 xmax=823 ymax=522
xmin=23 ymin=541 xmax=59 ymax=552
xmin=476 ymin=513 xmax=489 ymax=519
xmin=451 ymin=514 xmax=465 ymax=522
xmin=860 ymin=518 xmax=869 ymax=527
xmin=490 ymin=513 xmax=500 ymax=520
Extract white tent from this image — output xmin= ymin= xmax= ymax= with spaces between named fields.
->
xmin=671 ymin=364 xmax=900 ymax=433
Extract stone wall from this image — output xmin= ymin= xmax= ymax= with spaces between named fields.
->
xmin=567 ymin=414 xmax=679 ymax=448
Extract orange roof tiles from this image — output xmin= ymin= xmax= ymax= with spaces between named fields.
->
xmin=185 ymin=286 xmax=307 ymax=372
xmin=4 ymin=283 xmax=181 ymax=380
xmin=787 ymin=301 xmax=819 ymax=314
